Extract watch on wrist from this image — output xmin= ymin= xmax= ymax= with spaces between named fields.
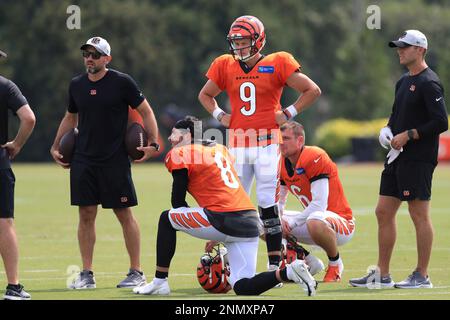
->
xmin=149 ymin=142 xmax=160 ymax=151
xmin=407 ymin=129 xmax=415 ymax=141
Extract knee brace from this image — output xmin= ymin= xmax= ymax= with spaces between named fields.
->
xmin=258 ymin=205 xmax=282 ymax=236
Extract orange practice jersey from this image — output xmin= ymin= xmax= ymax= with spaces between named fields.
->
xmin=165 ymin=143 xmax=255 ymax=212
xmin=206 ymin=52 xmax=301 ymax=147
xmin=280 ymin=146 xmax=353 ymax=220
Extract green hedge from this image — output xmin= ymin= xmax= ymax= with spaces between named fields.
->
xmin=314 ymin=118 xmax=388 ymax=160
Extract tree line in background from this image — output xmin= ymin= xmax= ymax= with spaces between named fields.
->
xmin=1 ymin=0 xmax=449 ymax=161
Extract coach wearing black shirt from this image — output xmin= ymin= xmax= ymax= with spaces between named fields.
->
xmin=350 ymin=30 xmax=448 ymax=289
xmin=1 ymin=49 xmax=36 ymax=299
xmin=50 ymin=37 xmax=159 ymax=289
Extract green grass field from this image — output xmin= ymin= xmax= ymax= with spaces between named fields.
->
xmin=3 ymin=162 xmax=450 ymax=300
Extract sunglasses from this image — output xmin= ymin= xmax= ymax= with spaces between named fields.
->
xmin=82 ymin=50 xmax=105 ymax=59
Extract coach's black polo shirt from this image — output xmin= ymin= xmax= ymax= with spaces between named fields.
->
xmin=68 ymin=69 xmax=145 ymax=166
xmin=0 ymin=76 xmax=28 ymax=169
xmin=388 ymin=68 xmax=448 ymax=165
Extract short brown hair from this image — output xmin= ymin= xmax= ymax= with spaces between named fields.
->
xmin=280 ymin=121 xmax=305 ymax=138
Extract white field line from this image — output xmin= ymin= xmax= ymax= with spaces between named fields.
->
xmin=21 ymin=244 xmax=450 ymax=261
xmin=8 ymin=272 xmax=450 ymax=285
xmin=8 ymin=273 xmax=195 ymax=282
xmin=12 ymin=268 xmax=450 ymax=274
xmin=316 ymin=290 xmax=450 ymax=298
xmin=0 ymin=269 xmax=59 ymax=274
xmin=5 ymin=269 xmax=450 ymax=276
xmin=353 ymin=207 xmax=449 ymax=215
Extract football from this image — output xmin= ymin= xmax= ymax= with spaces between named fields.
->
xmin=59 ymin=128 xmax=78 ymax=164
xmin=126 ymin=122 xmax=148 ymax=160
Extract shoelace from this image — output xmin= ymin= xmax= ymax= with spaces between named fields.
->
xmin=407 ymin=272 xmax=423 ymax=283
xmin=126 ymin=271 xmax=143 ymax=281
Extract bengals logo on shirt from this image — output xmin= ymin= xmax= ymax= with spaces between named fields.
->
xmin=280 ymin=146 xmax=353 ymax=220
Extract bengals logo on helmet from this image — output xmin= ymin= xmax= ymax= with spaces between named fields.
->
xmin=196 ymin=244 xmax=231 ymax=294
xmin=280 ymin=234 xmax=307 ymax=268
xmin=227 ymin=15 xmax=266 ymax=62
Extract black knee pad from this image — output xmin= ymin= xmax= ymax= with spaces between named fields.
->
xmin=233 ymin=272 xmax=279 ymax=295
xmin=258 ymin=205 xmax=282 ymax=236
xmin=159 ymin=210 xmax=175 ymax=232
xmin=157 ymin=210 xmax=177 ymax=268
xmin=233 ymin=278 xmax=253 ymax=295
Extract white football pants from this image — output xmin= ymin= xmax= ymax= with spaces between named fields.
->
xmin=167 ymin=207 xmax=259 ymax=287
xmin=229 ymin=144 xmax=280 ymax=209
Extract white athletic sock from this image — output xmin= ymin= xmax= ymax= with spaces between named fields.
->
xmin=153 ymin=277 xmax=167 ymax=286
xmin=329 ymin=257 xmax=342 ymax=267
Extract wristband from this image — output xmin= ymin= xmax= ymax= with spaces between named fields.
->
xmin=212 ymin=108 xmax=225 ymax=121
xmin=285 ymin=105 xmax=298 ymax=119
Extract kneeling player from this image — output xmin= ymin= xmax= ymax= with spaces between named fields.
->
xmin=279 ymin=122 xmax=355 ymax=282
xmin=133 ymin=116 xmax=317 ymax=296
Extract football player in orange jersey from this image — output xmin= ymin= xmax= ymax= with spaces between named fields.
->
xmin=279 ymin=122 xmax=355 ymax=282
xmin=133 ymin=116 xmax=317 ymax=296
xmin=198 ymin=15 xmax=321 ymax=271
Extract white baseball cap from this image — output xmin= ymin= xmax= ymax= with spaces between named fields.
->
xmin=0 ymin=49 xmax=7 ymax=58
xmin=389 ymin=30 xmax=428 ymax=49
xmin=80 ymin=37 xmax=111 ymax=56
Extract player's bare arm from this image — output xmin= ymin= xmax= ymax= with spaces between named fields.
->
xmin=287 ymin=72 xmax=321 ymax=112
xmin=1 ymin=104 xmax=35 ymax=160
xmin=198 ymin=80 xmax=230 ymax=127
xmin=50 ymin=111 xmax=78 ymax=168
xmin=276 ymin=73 xmax=321 ymax=125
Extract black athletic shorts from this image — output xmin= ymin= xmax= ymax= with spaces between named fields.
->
xmin=204 ymin=209 xmax=263 ymax=238
xmin=379 ymin=160 xmax=435 ymax=201
xmin=70 ymin=161 xmax=138 ymax=209
xmin=0 ymin=168 xmax=15 ymax=218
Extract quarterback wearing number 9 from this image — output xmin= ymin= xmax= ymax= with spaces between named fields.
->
xmin=199 ymin=15 xmax=321 ymax=271
xmin=133 ymin=116 xmax=317 ymax=296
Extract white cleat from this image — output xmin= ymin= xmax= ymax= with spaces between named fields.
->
xmin=305 ymin=254 xmax=325 ymax=276
xmin=133 ymin=279 xmax=170 ymax=295
xmin=287 ymin=260 xmax=317 ymax=296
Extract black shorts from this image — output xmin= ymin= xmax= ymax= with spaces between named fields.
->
xmin=379 ymin=160 xmax=435 ymax=201
xmin=0 ymin=169 xmax=15 ymax=218
xmin=205 ymin=209 xmax=262 ymax=238
xmin=70 ymin=162 xmax=138 ymax=209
